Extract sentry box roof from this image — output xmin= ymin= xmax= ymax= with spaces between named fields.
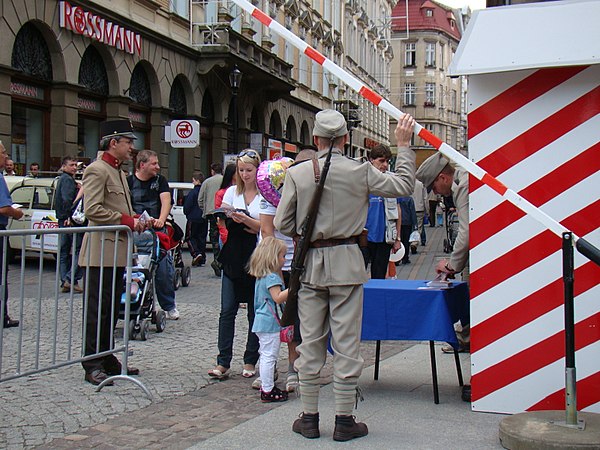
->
xmin=448 ymin=0 xmax=600 ymax=76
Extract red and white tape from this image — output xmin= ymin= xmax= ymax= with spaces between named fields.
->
xmin=231 ymin=0 xmax=574 ymax=240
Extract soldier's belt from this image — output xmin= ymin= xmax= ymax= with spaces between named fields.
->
xmin=309 ymin=236 xmax=359 ymax=249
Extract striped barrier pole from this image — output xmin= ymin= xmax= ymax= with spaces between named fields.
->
xmin=230 ymin=0 xmax=600 ymax=261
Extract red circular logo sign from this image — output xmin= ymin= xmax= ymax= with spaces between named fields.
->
xmin=176 ymin=121 xmax=193 ymax=139
xmin=73 ymin=7 xmax=86 ymax=34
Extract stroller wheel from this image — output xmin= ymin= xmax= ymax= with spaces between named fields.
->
xmin=173 ymin=268 xmax=181 ymax=291
xmin=140 ymin=319 xmax=150 ymax=341
xmin=156 ymin=310 xmax=166 ymax=333
xmin=182 ymin=266 xmax=191 ymax=287
xmin=128 ymin=319 xmax=138 ymax=341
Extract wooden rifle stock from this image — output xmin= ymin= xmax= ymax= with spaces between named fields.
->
xmin=281 ymin=140 xmax=335 ymax=326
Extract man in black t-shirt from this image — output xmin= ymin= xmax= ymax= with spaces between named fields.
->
xmin=127 ymin=150 xmax=179 ymax=320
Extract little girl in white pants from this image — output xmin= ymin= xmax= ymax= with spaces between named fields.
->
xmin=247 ymin=236 xmax=289 ymax=402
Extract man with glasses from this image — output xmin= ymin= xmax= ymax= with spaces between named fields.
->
xmin=79 ymin=120 xmax=147 ymax=386
xmin=416 ymin=152 xmax=471 ymax=396
xmin=0 ymin=141 xmax=24 ymax=328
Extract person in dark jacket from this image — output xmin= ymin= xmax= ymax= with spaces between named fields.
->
xmin=397 ymin=196 xmax=417 ymax=265
xmin=55 ymin=156 xmax=83 ymax=293
xmin=184 ymin=171 xmax=207 ymax=266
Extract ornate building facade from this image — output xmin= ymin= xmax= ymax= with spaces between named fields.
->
xmin=0 ymin=0 xmax=396 ymax=179
xmin=389 ymin=0 xmax=469 ymax=164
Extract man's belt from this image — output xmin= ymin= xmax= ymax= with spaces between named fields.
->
xmin=309 ymin=236 xmax=358 ymax=249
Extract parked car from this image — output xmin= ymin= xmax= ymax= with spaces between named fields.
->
xmin=5 ymin=177 xmax=202 ymax=260
xmin=6 ymin=176 xmax=61 ymax=259
xmin=168 ymin=181 xmax=194 ymax=235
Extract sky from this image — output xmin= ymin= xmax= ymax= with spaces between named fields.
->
xmin=435 ymin=0 xmax=487 ymax=10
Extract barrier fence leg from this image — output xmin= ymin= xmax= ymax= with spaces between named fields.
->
xmin=555 ymin=232 xmax=585 ymax=430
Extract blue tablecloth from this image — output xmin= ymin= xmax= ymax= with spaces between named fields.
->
xmin=361 ymin=279 xmax=469 ymax=345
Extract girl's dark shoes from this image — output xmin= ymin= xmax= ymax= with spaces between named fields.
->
xmin=260 ymin=386 xmax=288 ymax=402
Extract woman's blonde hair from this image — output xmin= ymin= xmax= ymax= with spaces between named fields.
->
xmin=247 ymin=236 xmax=287 ymax=278
xmin=235 ymin=148 xmax=261 ymax=195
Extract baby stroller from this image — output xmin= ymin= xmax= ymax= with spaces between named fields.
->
xmin=164 ymin=216 xmax=191 ymax=291
xmin=443 ymin=209 xmax=459 ymax=254
xmin=120 ymin=229 xmax=167 ymax=341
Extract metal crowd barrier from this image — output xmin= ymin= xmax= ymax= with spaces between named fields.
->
xmin=0 ymin=225 xmax=151 ymax=398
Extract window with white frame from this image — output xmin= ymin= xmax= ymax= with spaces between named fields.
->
xmin=404 ymin=83 xmax=416 ymax=105
xmin=405 ymin=42 xmax=416 ymax=66
xmin=439 ymin=84 xmax=444 ymax=108
xmin=425 ymin=83 xmax=435 ymax=106
xmin=170 ymin=0 xmax=189 ymax=18
xmin=311 ymin=59 xmax=319 ymax=91
xmin=451 ymin=89 xmax=457 ymax=111
xmin=424 ymin=123 xmax=435 ymax=146
xmin=440 ymin=43 xmax=445 ymax=70
xmin=299 ymin=53 xmax=307 ymax=85
xmin=425 ymin=42 xmax=436 ymax=67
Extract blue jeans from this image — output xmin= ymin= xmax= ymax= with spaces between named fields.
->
xmin=217 ymin=273 xmax=259 ymax=369
xmin=58 ymin=221 xmax=83 ymax=285
xmin=154 ymin=250 xmax=176 ymax=312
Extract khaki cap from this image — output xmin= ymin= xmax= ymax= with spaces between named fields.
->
xmin=312 ymin=109 xmax=348 ymax=139
xmin=416 ymin=152 xmax=450 ymax=191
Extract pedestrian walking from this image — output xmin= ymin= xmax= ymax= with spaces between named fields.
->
xmin=184 ymin=171 xmax=207 ymax=266
xmin=55 ymin=156 xmax=84 ymax=293
xmin=0 ymin=141 xmax=23 ymax=329
xmin=198 ymin=163 xmax=223 ymax=275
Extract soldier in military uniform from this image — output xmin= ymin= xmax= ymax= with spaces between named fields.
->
xmin=416 ymin=152 xmax=471 ymax=398
xmin=79 ymin=120 xmax=147 ymax=386
xmin=274 ymin=110 xmax=416 ymax=441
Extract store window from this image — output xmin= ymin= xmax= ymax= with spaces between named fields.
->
xmin=168 ymin=76 xmax=188 ymax=181
xmin=128 ymin=64 xmax=152 ymax=150
xmin=78 ymin=45 xmax=108 ymax=163
xmin=10 ymin=23 xmax=52 ymax=174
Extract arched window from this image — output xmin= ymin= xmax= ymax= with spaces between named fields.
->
xmin=169 ymin=77 xmax=187 ymax=116
xmin=77 ymin=46 xmax=108 ymax=162
xmin=10 ymin=23 xmax=52 ymax=173
xmin=128 ymin=64 xmax=152 ymax=150
xmin=12 ymin=23 xmax=52 ymax=81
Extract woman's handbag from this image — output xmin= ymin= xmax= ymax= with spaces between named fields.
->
xmin=71 ymin=198 xmax=87 ymax=225
xmin=266 ymin=300 xmax=295 ymax=343
xmin=409 ymin=230 xmax=421 ymax=245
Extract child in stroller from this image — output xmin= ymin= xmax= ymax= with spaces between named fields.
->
xmin=163 ymin=216 xmax=191 ymax=290
xmin=119 ymin=229 xmax=167 ymax=341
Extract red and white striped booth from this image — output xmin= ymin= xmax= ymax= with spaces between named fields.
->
xmin=449 ymin=0 xmax=600 ymax=414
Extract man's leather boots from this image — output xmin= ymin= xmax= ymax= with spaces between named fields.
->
xmin=333 ymin=415 xmax=368 ymax=442
xmin=292 ymin=412 xmax=320 ymax=438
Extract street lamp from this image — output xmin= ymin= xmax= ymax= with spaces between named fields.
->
xmin=229 ymin=65 xmax=243 ymax=152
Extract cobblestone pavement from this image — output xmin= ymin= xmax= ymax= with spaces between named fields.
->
xmin=0 ymin=227 xmax=449 ymax=449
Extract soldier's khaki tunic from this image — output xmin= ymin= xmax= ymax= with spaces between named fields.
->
xmin=274 ymin=146 xmax=415 ymax=384
xmin=448 ymin=167 xmax=469 ymax=278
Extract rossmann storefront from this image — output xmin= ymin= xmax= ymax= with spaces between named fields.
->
xmin=0 ymin=0 xmax=298 ymax=180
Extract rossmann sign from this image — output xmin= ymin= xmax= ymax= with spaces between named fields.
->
xmin=59 ymin=1 xmax=141 ymax=56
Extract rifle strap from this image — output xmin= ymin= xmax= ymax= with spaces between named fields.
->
xmin=312 ymin=157 xmax=321 ymax=183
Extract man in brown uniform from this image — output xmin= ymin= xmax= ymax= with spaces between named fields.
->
xmin=79 ymin=120 xmax=145 ymax=386
xmin=274 ymin=110 xmax=416 ymax=441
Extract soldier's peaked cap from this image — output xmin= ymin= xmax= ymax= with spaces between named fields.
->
xmin=100 ymin=119 xmax=137 ymax=140
xmin=312 ymin=109 xmax=348 ymax=139
xmin=415 ymin=152 xmax=450 ymax=192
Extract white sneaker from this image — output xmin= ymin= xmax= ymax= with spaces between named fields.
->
xmin=166 ymin=308 xmax=180 ymax=320
xmin=252 ymin=377 xmax=262 ymax=390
